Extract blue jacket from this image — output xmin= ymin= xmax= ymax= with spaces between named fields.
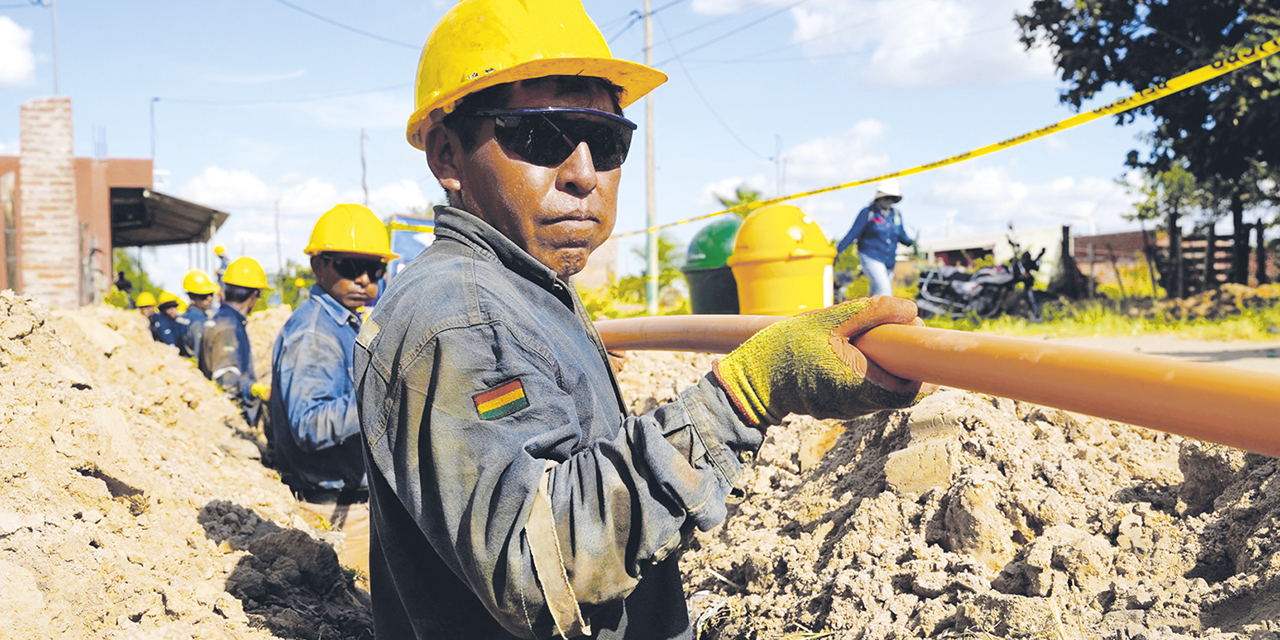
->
xmin=150 ymin=312 xmax=191 ymax=357
xmin=836 ymin=204 xmax=914 ymax=265
xmin=199 ymin=304 xmax=259 ymax=423
xmin=269 ymin=285 xmax=364 ymax=495
xmin=354 ymin=207 xmax=762 ymax=640
xmin=181 ymin=306 xmax=212 ymax=359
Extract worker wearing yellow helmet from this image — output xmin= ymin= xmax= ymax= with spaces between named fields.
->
xmin=268 ymin=203 xmax=395 ymax=573
xmin=134 ymin=291 xmax=157 ymax=318
xmin=353 ymin=1 xmax=929 ymax=637
xmin=199 ymin=256 xmax=270 ymax=426
xmin=149 ymin=291 xmax=192 ymax=357
xmin=180 ymin=269 xmax=219 ymax=359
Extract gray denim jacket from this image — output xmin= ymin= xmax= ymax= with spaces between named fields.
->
xmin=354 ymin=207 xmax=764 ymax=640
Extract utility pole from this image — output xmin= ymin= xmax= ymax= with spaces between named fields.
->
xmin=644 ymin=0 xmax=658 ymax=316
xmin=275 ymin=200 xmax=284 ymax=295
xmin=361 ymin=129 xmax=369 ymax=206
xmin=775 ymin=135 xmax=782 ymax=197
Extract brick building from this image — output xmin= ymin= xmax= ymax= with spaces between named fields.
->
xmin=0 ymin=97 xmax=227 ymax=309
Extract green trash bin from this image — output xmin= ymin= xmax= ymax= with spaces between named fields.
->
xmin=682 ymin=216 xmax=742 ymax=314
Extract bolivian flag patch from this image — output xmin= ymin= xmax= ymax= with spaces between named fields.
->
xmin=474 ymin=379 xmax=529 ymax=420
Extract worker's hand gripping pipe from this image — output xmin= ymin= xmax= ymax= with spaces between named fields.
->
xmin=594 ymin=315 xmax=1280 ymax=458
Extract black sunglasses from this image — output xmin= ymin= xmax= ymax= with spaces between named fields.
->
xmin=460 ymin=107 xmax=636 ymax=172
xmin=323 ymin=256 xmax=386 ymax=281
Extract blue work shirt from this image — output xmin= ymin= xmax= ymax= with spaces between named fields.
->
xmin=354 ymin=206 xmax=763 ymax=640
xmin=199 ymin=303 xmax=259 ymax=424
xmin=269 ymin=285 xmax=365 ymax=495
xmin=150 ymin=312 xmax=190 ymax=357
xmin=181 ymin=306 xmax=211 ymax=359
xmin=836 ymin=204 xmax=914 ymax=265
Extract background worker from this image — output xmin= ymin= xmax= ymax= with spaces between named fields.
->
xmin=151 ymin=291 xmax=191 ymax=357
xmin=835 ymin=178 xmax=916 ymax=297
xmin=270 ymin=203 xmax=395 ymax=574
xmin=134 ymin=291 xmax=156 ymax=317
xmin=213 ymin=244 xmax=231 ymax=286
xmin=181 ymin=269 xmax=218 ymax=360
xmin=353 ymin=1 xmax=931 ymax=638
xmin=200 ymin=256 xmax=270 ymax=426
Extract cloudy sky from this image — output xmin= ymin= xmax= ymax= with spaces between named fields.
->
xmin=0 ymin=0 xmax=1168 ymax=291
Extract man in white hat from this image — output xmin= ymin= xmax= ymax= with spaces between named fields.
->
xmin=836 ymin=178 xmax=917 ymax=297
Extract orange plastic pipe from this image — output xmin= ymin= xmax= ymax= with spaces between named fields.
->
xmin=594 ymin=316 xmax=1280 ymax=458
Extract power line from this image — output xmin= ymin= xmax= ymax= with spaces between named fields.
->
xmin=654 ymin=13 xmax=766 ymax=159
xmin=656 ymin=0 xmax=811 ymax=67
xmin=267 ymin=0 xmax=418 ymax=49
xmin=0 ymin=1 xmax=43 ymax=8
xmin=641 ymin=0 xmax=781 ymax=53
xmin=158 ymin=83 xmax=411 ymax=106
xmin=609 ymin=0 xmax=692 ymax=43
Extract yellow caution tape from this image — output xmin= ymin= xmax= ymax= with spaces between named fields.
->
xmin=612 ymin=37 xmax=1280 ymax=240
xmin=388 ymin=221 xmax=435 ymax=233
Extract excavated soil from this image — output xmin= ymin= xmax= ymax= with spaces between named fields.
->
xmin=4 ymin=295 xmax=1279 ymax=639
xmin=0 ymin=293 xmax=370 ymax=640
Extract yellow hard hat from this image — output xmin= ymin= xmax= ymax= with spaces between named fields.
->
xmin=295 ymin=277 xmax=306 ymax=289
xmin=222 ymin=257 xmax=268 ymax=289
xmin=182 ymin=269 xmax=218 ymax=295
xmin=213 ymin=244 xmax=226 ymax=256
xmin=304 ymin=204 xmax=398 ymax=261
xmin=405 ymin=0 xmax=667 ymax=150
xmin=135 ymin=291 xmax=157 ymax=308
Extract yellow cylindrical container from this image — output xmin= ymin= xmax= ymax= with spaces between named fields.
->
xmin=727 ymin=204 xmax=836 ymax=316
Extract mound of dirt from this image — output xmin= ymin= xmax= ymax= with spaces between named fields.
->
xmin=9 ymin=293 xmax=1278 ymax=640
xmin=0 ymin=293 xmax=369 ymax=639
xmin=617 ymin=351 xmax=1280 ymax=639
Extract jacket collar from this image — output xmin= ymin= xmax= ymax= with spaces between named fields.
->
xmin=432 ymin=206 xmax=574 ymax=308
xmin=311 ymin=285 xmax=360 ymax=328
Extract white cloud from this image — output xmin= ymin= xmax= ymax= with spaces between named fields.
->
xmin=921 ymin=163 xmax=1136 ymax=237
xmin=293 ymin=91 xmax=414 ymax=130
xmin=697 ymin=174 xmax=768 ymax=207
xmin=0 ymin=17 xmax=36 ymax=87
xmin=171 ymin=167 xmax=429 ymax=281
xmin=692 ymin=0 xmax=1054 ymax=89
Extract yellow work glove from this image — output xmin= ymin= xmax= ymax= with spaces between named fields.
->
xmin=250 ymin=382 xmax=271 ymax=401
xmin=713 ymin=296 xmax=931 ymax=427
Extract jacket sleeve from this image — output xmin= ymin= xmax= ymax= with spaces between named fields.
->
xmin=836 ymin=207 xmax=872 ymax=257
xmin=358 ymin=319 xmax=763 ymax=638
xmin=275 ymin=328 xmax=360 ymax=451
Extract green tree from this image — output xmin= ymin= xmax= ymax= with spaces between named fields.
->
xmin=715 ymin=185 xmax=763 ymax=217
xmin=1124 ymin=163 xmax=1202 ymax=297
xmin=110 ymin=248 xmax=162 ymax=309
xmin=611 ymin=233 xmax=687 ymax=311
xmin=1017 ymin=0 xmax=1280 ymax=282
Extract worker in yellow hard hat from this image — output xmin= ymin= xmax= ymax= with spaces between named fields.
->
xmin=148 ymin=291 xmax=192 ymax=356
xmin=199 ymin=256 xmax=270 ymax=426
xmin=134 ymin=291 xmax=157 ymax=318
xmin=350 ymin=1 xmax=932 ymax=637
xmin=267 ymin=203 xmax=395 ymax=574
xmin=212 ymin=243 xmax=231 ymax=287
xmin=180 ymin=269 xmax=219 ymax=359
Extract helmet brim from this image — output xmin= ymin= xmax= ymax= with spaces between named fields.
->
xmin=406 ymin=57 xmax=667 ymax=151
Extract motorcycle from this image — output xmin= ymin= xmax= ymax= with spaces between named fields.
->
xmin=915 ymin=238 xmax=1049 ymax=321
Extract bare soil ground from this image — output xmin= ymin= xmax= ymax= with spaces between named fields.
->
xmin=4 ymin=295 xmax=1278 ymax=639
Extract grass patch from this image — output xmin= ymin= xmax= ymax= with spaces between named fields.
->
xmin=923 ymin=298 xmax=1280 ymax=341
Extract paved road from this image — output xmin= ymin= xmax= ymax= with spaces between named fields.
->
xmin=1041 ymin=335 xmax=1280 ymax=376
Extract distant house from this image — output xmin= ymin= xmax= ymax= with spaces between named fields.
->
xmin=0 ymin=97 xmax=227 ymax=309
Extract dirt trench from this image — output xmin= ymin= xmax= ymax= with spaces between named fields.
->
xmin=0 ymin=293 xmax=369 ymax=639
xmin=4 ymin=294 xmax=1279 ymax=639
